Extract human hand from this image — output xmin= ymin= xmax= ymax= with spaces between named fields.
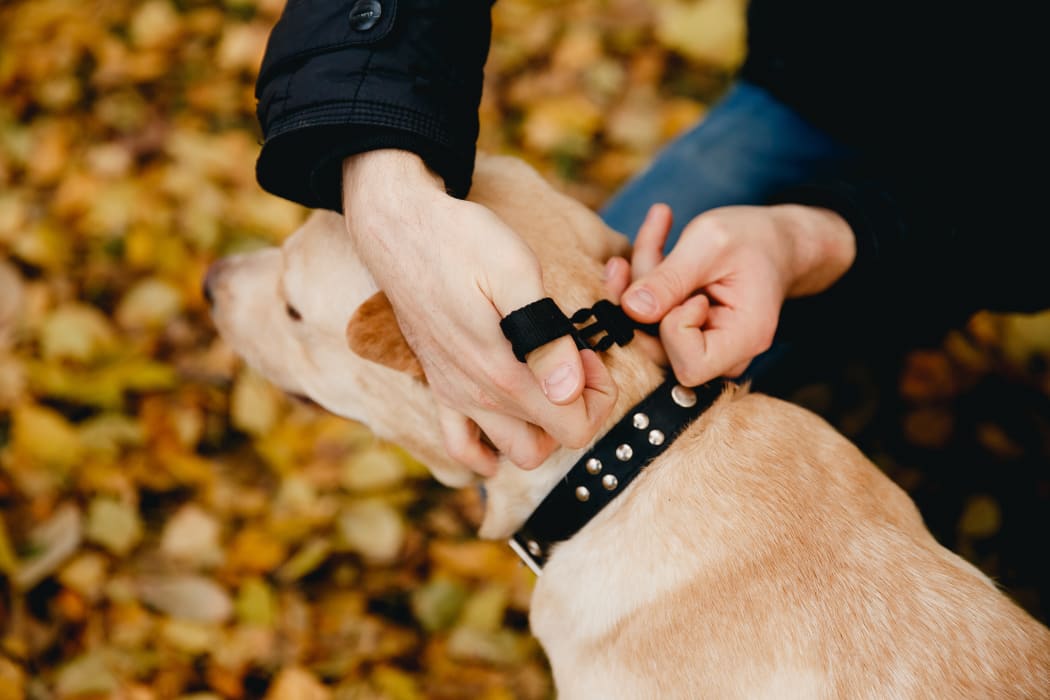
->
xmin=606 ymin=202 xmax=856 ymax=386
xmin=343 ymin=150 xmax=617 ymax=475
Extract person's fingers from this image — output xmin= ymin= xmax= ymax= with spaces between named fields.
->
xmin=525 ymin=334 xmax=585 ymax=405
xmin=487 ymin=253 xmax=589 ymax=411
xmin=631 ymin=203 xmax=672 ymax=280
xmin=659 ymin=294 xmax=714 ymax=386
xmin=725 ymin=360 xmax=751 ymax=377
xmin=602 ymin=256 xmax=632 ymax=301
xmin=472 ymin=410 xmax=558 ymax=470
xmin=437 ymin=405 xmax=498 ymax=476
xmin=661 ymin=295 xmax=774 ymax=386
xmin=622 ymin=219 xmax=725 ymax=323
xmin=575 ymin=348 xmax=619 ymax=431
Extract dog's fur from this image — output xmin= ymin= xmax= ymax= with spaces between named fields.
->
xmin=208 ymin=155 xmax=1050 ymax=698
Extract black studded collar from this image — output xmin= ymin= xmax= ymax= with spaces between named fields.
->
xmin=509 ymin=374 xmax=727 ymax=574
xmin=498 ymin=297 xmax=727 ymax=574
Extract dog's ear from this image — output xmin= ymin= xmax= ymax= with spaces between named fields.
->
xmin=346 ymin=292 xmax=427 ymax=383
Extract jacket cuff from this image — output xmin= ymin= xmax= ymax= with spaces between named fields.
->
xmin=255 ymin=0 xmax=491 ymax=209
xmin=257 ymin=124 xmax=474 ymax=212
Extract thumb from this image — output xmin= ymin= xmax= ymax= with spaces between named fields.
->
xmin=526 ymin=334 xmax=586 ymax=405
xmin=621 ymin=231 xmax=716 ymax=323
xmin=491 ymin=261 xmax=585 ymax=407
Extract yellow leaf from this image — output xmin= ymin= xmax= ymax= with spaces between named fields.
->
xmin=39 ymin=303 xmax=117 ymax=362
xmin=130 ymin=1 xmax=181 ymax=50
xmin=85 ymin=497 xmax=143 ymax=556
xmin=0 ymin=260 xmax=24 ymax=351
xmin=11 ymin=221 xmax=68 ymax=270
xmin=341 ymin=448 xmax=405 ymax=493
xmin=230 ymin=368 xmax=283 ymax=436
xmin=656 ymin=0 xmax=747 ymax=71
xmin=336 ymin=499 xmax=405 ymax=565
xmin=115 ymin=277 xmax=185 ymax=329
xmin=227 ymin=528 xmax=287 ymax=575
xmin=522 ymin=95 xmax=603 ymax=156
xmin=265 ymin=667 xmax=331 ymax=700
xmin=0 ymin=513 xmax=17 ymax=577
xmin=371 ymin=666 xmax=421 ymax=700
xmin=9 ymin=402 xmax=82 ymax=471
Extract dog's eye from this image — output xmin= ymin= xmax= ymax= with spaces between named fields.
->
xmin=285 ymin=303 xmax=302 ymax=321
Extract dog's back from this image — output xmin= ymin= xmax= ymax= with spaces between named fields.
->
xmin=532 ymin=390 xmax=1050 ymax=698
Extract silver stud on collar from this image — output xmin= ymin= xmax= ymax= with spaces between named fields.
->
xmin=527 ymin=540 xmax=543 ymax=557
xmin=615 ymin=444 xmax=633 ymax=461
xmin=632 ymin=412 xmax=649 ymax=429
xmin=585 ymin=457 xmax=602 ymax=474
xmin=648 ymin=429 xmax=665 ymax=446
xmin=575 ymin=485 xmax=590 ymax=502
xmin=671 ymin=384 xmax=697 ymax=408
xmin=602 ymin=474 xmax=619 ymax=490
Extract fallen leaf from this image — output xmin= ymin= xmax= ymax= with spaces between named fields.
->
xmin=55 ymin=651 xmax=118 ymax=697
xmin=14 ymin=502 xmax=82 ymax=590
xmin=39 ymin=303 xmax=117 ymax=362
xmin=159 ymin=504 xmax=224 ymax=569
xmin=85 ymin=497 xmax=143 ymax=557
xmin=138 ymin=574 xmax=233 ymax=623
xmin=336 ymin=499 xmax=405 ymax=565
xmin=265 ymin=667 xmax=331 ymax=700
xmin=230 ymin=367 xmax=283 ymax=436
xmin=115 ymin=277 xmax=184 ymax=330
xmin=656 ymin=0 xmax=747 ymax=71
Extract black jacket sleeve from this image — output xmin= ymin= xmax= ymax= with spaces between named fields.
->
xmin=255 ymin=0 xmax=494 ymax=211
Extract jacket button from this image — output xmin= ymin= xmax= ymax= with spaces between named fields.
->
xmin=349 ymin=0 xmax=382 ymax=31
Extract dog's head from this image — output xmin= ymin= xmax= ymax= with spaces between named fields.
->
xmin=207 ymin=155 xmax=657 ymax=537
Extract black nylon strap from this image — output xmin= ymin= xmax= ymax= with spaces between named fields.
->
xmin=500 ymin=297 xmax=658 ymax=362
xmin=499 ymin=298 xmax=580 ymax=361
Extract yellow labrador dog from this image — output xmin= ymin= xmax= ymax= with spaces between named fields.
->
xmin=207 ymin=155 xmax=1050 ymax=698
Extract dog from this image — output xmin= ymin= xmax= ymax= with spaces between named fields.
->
xmin=207 ymin=154 xmax=1050 ymax=698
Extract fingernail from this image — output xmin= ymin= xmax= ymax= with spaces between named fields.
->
xmin=602 ymin=259 xmax=616 ymax=280
xmin=624 ymin=287 xmax=656 ymax=316
xmin=543 ymin=363 xmax=578 ymax=402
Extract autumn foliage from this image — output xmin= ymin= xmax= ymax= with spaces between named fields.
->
xmin=1 ymin=1 xmax=1048 ymax=698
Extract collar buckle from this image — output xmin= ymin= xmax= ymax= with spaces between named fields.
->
xmin=508 ymin=537 xmax=545 ymax=576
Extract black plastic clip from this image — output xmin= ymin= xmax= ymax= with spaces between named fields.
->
xmin=500 ymin=298 xmax=658 ymax=363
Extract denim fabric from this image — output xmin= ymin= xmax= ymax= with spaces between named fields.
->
xmin=601 ymin=81 xmax=856 ymax=251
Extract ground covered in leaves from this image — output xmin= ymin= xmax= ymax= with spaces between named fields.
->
xmin=1 ymin=0 xmax=1048 ymax=698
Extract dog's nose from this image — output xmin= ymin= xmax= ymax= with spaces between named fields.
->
xmin=202 ymin=260 xmax=225 ymax=308
xmin=202 ymin=277 xmax=214 ymax=307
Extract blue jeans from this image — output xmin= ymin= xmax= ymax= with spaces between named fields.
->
xmin=600 ymin=81 xmax=857 ymax=384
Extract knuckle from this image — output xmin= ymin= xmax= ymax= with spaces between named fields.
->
xmin=442 ymin=435 xmax=473 ymax=464
xmin=560 ymin=426 xmax=592 ymax=450
xmin=513 ymin=442 xmax=547 ymax=470
xmin=488 ymin=365 xmax=527 ymax=398
xmin=752 ymin=323 xmax=777 ymax=355
xmin=469 ymin=385 xmax=502 ymax=411
xmin=674 ymin=360 xmax=705 ymax=387
xmin=699 ymin=219 xmax=733 ymax=252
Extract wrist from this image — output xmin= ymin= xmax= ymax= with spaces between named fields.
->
xmin=342 ymin=150 xmax=446 ymax=222
xmin=772 ymin=204 xmax=856 ymax=297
